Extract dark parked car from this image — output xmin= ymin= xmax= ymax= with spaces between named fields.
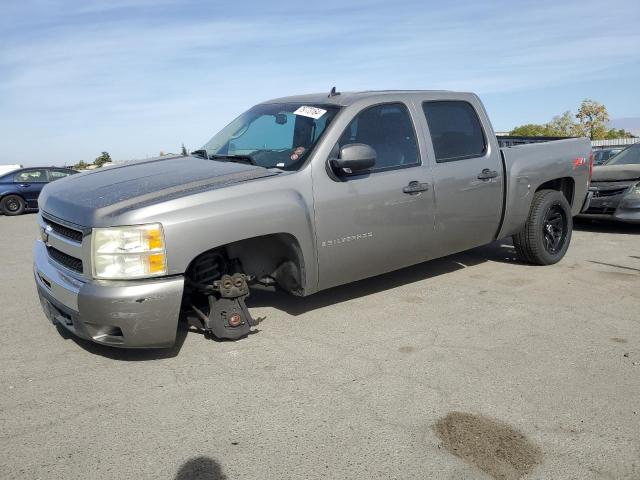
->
xmin=580 ymin=143 xmax=640 ymax=223
xmin=0 ymin=167 xmax=77 ymax=215
xmin=593 ymin=148 xmax=623 ymax=165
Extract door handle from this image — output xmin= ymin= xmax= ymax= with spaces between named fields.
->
xmin=403 ymin=181 xmax=430 ymax=195
xmin=477 ymin=169 xmax=498 ymax=180
xmin=19 ymin=183 xmax=31 ymax=187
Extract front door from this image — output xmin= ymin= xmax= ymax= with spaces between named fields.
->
xmin=312 ymin=102 xmax=436 ymax=290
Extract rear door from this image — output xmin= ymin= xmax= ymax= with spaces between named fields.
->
xmin=13 ymin=169 xmax=49 ymax=208
xmin=420 ymin=100 xmax=503 ymax=257
xmin=49 ymin=169 xmax=75 ymax=182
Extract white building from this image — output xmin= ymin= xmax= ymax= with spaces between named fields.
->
xmin=0 ymin=164 xmax=22 ymax=176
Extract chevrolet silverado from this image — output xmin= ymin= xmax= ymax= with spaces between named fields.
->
xmin=34 ymin=90 xmax=592 ymax=348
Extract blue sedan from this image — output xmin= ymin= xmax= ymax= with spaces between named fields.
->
xmin=0 ymin=167 xmax=77 ymax=215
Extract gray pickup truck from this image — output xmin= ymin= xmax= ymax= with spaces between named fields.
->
xmin=34 ymin=90 xmax=592 ymax=348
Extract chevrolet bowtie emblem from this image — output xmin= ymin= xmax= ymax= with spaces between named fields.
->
xmin=41 ymin=224 xmax=53 ymax=244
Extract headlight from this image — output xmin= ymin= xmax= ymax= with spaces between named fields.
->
xmin=92 ymin=223 xmax=167 ymax=279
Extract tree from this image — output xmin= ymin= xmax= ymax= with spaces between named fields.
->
xmin=510 ymin=124 xmax=550 ymax=136
xmin=94 ymin=151 xmax=112 ymax=168
xmin=510 ymin=99 xmax=634 ymax=140
xmin=546 ymin=111 xmax=582 ymax=137
xmin=575 ymin=99 xmax=609 ymax=140
xmin=73 ymin=160 xmax=88 ymax=170
xmin=511 ymin=112 xmax=582 ymax=137
xmin=605 ymin=128 xmax=635 ymax=139
xmin=181 ymin=143 xmax=188 ymax=156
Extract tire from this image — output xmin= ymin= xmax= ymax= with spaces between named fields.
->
xmin=512 ymin=189 xmax=572 ymax=265
xmin=1 ymin=195 xmax=26 ymax=216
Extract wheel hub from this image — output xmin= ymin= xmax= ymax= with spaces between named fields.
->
xmin=542 ymin=205 xmax=567 ymax=254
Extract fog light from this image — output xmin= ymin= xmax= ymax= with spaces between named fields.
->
xmin=228 ymin=313 xmax=242 ymax=327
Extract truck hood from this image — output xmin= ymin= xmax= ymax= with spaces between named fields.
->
xmin=591 ymin=164 xmax=640 ymax=182
xmin=39 ymin=155 xmax=279 ymax=226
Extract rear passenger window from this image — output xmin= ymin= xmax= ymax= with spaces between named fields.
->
xmin=50 ymin=170 xmax=72 ymax=180
xmin=338 ymin=103 xmax=419 ymax=171
xmin=422 ymin=101 xmax=487 ymax=162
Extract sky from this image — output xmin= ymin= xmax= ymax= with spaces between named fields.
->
xmin=1 ymin=0 xmax=639 ymax=166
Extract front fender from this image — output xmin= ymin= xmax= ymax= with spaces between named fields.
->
xmin=0 ymin=187 xmax=20 ymax=199
xmin=110 ymin=174 xmax=318 ymax=294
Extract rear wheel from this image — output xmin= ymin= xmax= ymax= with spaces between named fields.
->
xmin=512 ymin=189 xmax=572 ymax=265
xmin=1 ymin=195 xmax=26 ymax=216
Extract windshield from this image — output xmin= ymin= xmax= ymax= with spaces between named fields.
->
xmin=201 ymin=103 xmax=340 ymax=170
xmin=605 ymin=143 xmax=640 ymax=165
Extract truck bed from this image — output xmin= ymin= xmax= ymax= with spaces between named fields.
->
xmin=496 ymin=137 xmax=592 ymax=240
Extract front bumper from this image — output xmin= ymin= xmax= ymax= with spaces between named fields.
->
xmin=578 ymin=183 xmax=640 ymax=224
xmin=34 ymin=240 xmax=185 ymax=348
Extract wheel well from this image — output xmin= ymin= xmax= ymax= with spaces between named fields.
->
xmin=535 ymin=178 xmax=574 ymax=206
xmin=0 ymin=193 xmax=25 ymax=201
xmin=185 ymin=233 xmax=306 ymax=295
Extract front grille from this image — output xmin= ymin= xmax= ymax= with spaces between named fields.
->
xmin=47 ymin=247 xmax=83 ymax=273
xmin=585 ymin=206 xmax=615 ymax=215
xmin=45 ymin=219 xmax=83 ymax=243
xmin=593 ymin=187 xmax=629 ymax=198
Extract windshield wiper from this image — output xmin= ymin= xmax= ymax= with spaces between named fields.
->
xmin=209 ymin=154 xmax=256 ymax=166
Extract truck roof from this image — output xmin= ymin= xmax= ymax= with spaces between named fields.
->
xmin=262 ymin=90 xmax=472 ymax=107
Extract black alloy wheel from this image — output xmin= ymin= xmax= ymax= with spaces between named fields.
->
xmin=542 ymin=204 xmax=568 ymax=255
xmin=512 ymin=189 xmax=573 ymax=265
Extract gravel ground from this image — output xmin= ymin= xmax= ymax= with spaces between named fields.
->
xmin=1 ymin=213 xmax=639 ymax=480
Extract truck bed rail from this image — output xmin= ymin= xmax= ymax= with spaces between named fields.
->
xmin=498 ymin=136 xmax=576 ymax=148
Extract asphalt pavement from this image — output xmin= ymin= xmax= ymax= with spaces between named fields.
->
xmin=1 ymin=213 xmax=639 ymax=479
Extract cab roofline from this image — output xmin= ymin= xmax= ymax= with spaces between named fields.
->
xmin=260 ymin=89 xmax=463 ymax=107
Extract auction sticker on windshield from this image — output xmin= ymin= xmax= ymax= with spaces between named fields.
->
xmin=293 ymin=106 xmax=327 ymax=119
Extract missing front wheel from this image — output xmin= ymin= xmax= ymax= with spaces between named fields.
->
xmin=185 ymin=252 xmax=263 ymax=340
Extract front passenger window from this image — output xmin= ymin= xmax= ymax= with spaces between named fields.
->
xmin=338 ymin=103 xmax=419 ymax=171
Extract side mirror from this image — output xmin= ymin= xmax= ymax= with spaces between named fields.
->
xmin=330 ymin=143 xmax=376 ymax=175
